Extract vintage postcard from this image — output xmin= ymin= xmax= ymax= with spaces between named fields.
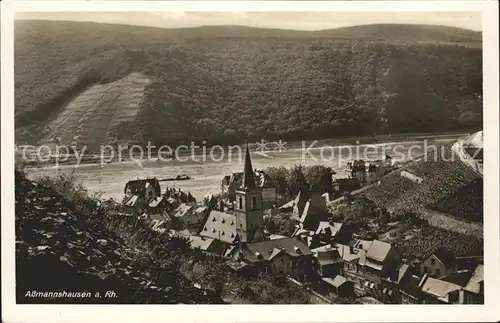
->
xmin=1 ymin=1 xmax=499 ymax=322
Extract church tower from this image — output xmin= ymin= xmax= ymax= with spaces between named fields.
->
xmin=235 ymin=144 xmax=264 ymax=242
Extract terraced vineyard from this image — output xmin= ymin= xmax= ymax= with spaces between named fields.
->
xmin=41 ymin=72 xmax=150 ymax=150
xmin=361 ymin=143 xmax=483 ymax=222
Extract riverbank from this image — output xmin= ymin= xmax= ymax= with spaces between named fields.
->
xmin=17 ymin=131 xmax=469 ymax=170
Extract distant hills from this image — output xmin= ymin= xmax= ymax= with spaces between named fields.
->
xmin=15 ymin=20 xmax=482 ymax=149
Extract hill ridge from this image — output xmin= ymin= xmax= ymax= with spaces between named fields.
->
xmin=15 ymin=20 xmax=483 ymax=148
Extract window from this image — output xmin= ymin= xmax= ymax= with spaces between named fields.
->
xmin=252 ymin=196 xmax=257 ymax=210
xmin=280 ymin=258 xmax=284 ymax=263
xmin=239 ymin=197 xmax=243 ymax=210
xmin=436 ymin=269 xmax=441 ymax=277
xmin=423 ymin=266 xmax=428 ymax=274
xmin=430 ymin=258 xmax=435 ymax=265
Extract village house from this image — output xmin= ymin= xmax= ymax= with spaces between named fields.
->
xmin=320 ymin=275 xmax=355 ymax=299
xmin=344 ymin=157 xmax=394 ymax=188
xmin=419 ymin=247 xmax=457 ymax=278
xmin=227 ymin=237 xmax=313 ymax=281
xmin=122 ymin=177 xmax=162 ymax=215
xmin=398 ymin=274 xmax=425 ymax=304
xmin=379 ymin=263 xmax=414 ymax=303
xmin=163 ymin=187 xmax=197 ymax=207
xmin=462 ymin=264 xmax=484 ymax=304
xmin=420 ymin=275 xmax=464 ymax=304
xmin=172 ymin=203 xmax=209 ymax=231
xmin=189 ymin=235 xmax=227 ymax=257
xmin=147 ymin=211 xmax=172 ymax=233
xmin=312 ymin=248 xmax=344 ymax=278
xmin=290 ymin=188 xmax=330 ymax=231
xmin=438 ymin=264 xmax=484 ymax=304
xmin=339 ymin=239 xmax=400 ymax=298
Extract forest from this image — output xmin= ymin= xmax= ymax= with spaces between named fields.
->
xmin=15 ymin=21 xmax=482 ymax=148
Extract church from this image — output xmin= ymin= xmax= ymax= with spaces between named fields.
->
xmin=200 ymin=144 xmax=265 ymax=244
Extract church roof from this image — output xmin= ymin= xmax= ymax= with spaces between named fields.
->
xmin=241 ymin=144 xmax=256 ymax=190
xmin=200 ymin=210 xmax=238 ymax=244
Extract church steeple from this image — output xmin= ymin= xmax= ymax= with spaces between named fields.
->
xmin=241 ymin=143 xmax=256 ymax=190
xmin=235 ymin=143 xmax=263 ymax=243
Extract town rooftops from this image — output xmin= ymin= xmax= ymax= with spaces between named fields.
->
xmin=366 ymin=240 xmax=392 ymax=263
xmin=426 ymin=247 xmax=456 ymax=268
xmin=173 ymin=203 xmax=194 ymax=218
xmin=421 ymin=277 xmax=462 ymax=302
xmin=239 ymin=237 xmax=312 ymax=263
xmin=200 ymin=210 xmax=238 ymax=244
xmin=124 ymin=177 xmax=161 ymax=195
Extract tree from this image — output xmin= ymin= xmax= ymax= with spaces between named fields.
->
xmin=304 ymin=165 xmax=335 ymax=194
xmin=287 ymin=165 xmax=308 ymax=196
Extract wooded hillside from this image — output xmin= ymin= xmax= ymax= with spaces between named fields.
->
xmin=15 ymin=21 xmax=482 ymax=148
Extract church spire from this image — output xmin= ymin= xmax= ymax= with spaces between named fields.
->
xmin=241 ymin=143 xmax=256 ymax=189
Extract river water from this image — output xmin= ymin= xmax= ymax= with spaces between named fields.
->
xmin=26 ymin=134 xmax=463 ymax=201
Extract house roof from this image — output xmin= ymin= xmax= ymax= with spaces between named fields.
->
xmin=173 ymin=203 xmax=194 ymax=217
xmin=292 ymin=228 xmax=312 ymax=237
xmin=314 ymin=249 xmax=342 ymax=266
xmin=279 ymin=199 xmax=296 ymax=210
xmin=315 ymin=221 xmax=343 ymax=237
xmin=428 ymin=247 xmax=456 ymax=268
xmin=366 ymin=240 xmax=392 ymax=263
xmin=269 ymin=234 xmax=288 ymax=240
xmin=148 ymin=196 xmax=163 ymax=208
xmin=200 ymin=210 xmax=238 ymax=244
xmin=226 ymin=260 xmax=249 ymax=271
xmin=421 ymin=277 xmax=462 ymax=301
xmin=464 ymin=264 xmax=484 ymax=294
xmin=396 ymin=263 xmax=411 ymax=283
xmin=337 ymin=244 xmax=365 ymax=263
xmin=124 ymin=195 xmax=139 ymax=207
xmin=322 ymin=275 xmax=348 ymax=288
xmin=353 ymin=239 xmax=374 ymax=252
xmin=189 ymin=235 xmax=216 ymax=251
xmin=240 ymin=238 xmax=311 ymax=263
xmin=440 ymin=270 xmax=475 ymax=287
xmin=299 ymin=194 xmax=329 ymax=225
xmin=124 ymin=178 xmax=161 ymax=195
xmin=311 ymin=244 xmax=334 ymax=252
xmin=149 ymin=211 xmax=170 ymax=223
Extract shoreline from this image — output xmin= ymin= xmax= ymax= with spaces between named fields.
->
xmin=17 ymin=131 xmax=468 ymax=170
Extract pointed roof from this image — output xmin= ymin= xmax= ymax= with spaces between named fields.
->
xmin=241 ymin=144 xmax=256 ymax=190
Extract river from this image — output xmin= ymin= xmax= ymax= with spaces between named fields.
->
xmin=25 ymin=133 xmax=464 ymax=201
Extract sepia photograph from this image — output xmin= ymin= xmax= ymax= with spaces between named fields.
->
xmin=1 ymin=1 xmax=499 ymax=322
